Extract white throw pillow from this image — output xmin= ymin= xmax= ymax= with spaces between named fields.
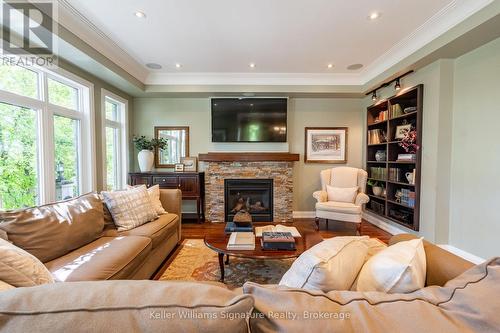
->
xmin=326 ymin=185 xmax=358 ymax=203
xmin=145 ymin=185 xmax=167 ymax=215
xmin=356 ymin=238 xmax=426 ymax=293
xmin=102 ymin=185 xmax=158 ymax=231
xmin=279 ymin=236 xmax=369 ymax=292
xmin=0 ymin=238 xmax=54 ymax=287
xmin=127 ymin=184 xmax=167 ymax=215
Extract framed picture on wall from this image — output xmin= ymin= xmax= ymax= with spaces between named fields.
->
xmin=304 ymin=127 xmax=348 ymax=164
xmin=181 ymin=157 xmax=198 ymax=172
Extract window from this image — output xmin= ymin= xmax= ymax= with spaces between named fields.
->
xmin=0 ymin=64 xmax=94 ymax=209
xmin=102 ymin=90 xmax=128 ymax=191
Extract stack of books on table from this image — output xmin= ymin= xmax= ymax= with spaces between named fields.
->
xmin=224 ymin=221 xmax=253 ymax=234
xmin=226 ymin=232 xmax=255 ymax=250
xmin=261 ymin=232 xmax=296 ymax=251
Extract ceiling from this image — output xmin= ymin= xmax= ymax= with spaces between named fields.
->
xmin=60 ymin=0 xmax=493 ymax=86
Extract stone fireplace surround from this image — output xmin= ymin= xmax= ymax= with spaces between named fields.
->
xmin=199 ymin=153 xmax=300 ymax=223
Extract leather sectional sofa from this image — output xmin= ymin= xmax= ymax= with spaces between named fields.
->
xmin=0 ymin=189 xmax=182 ymax=282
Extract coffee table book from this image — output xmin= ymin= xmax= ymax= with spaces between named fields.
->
xmin=224 ymin=222 xmax=253 ymax=234
xmin=261 ymin=232 xmax=296 ymax=251
xmin=226 ymin=232 xmax=255 ymax=250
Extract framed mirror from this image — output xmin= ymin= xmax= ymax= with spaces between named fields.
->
xmin=154 ymin=126 xmax=190 ymax=168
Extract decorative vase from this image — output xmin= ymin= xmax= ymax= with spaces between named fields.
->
xmin=375 ymin=150 xmax=386 ymax=162
xmin=138 ymin=149 xmax=154 ymax=172
xmin=372 ymin=186 xmax=383 ymax=197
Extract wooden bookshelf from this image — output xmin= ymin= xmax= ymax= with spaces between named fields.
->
xmin=365 ymin=84 xmax=423 ymax=231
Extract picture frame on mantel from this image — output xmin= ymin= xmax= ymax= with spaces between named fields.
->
xmin=304 ymin=127 xmax=348 ymax=164
xmin=155 ymin=126 xmax=190 ymax=168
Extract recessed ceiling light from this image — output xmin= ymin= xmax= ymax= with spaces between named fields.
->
xmin=134 ymin=11 xmax=146 ymax=18
xmin=327 ymin=64 xmax=334 ymax=69
xmin=368 ymin=12 xmax=380 ymax=20
xmin=249 ymin=63 xmax=256 ymax=68
xmin=347 ymin=63 xmax=364 ymax=70
xmin=175 ymin=63 xmax=182 ymax=69
xmin=145 ymin=63 xmax=162 ymax=70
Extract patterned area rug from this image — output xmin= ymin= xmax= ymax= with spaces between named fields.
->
xmin=157 ymin=239 xmax=293 ymax=288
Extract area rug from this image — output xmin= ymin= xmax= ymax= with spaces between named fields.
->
xmin=157 ymin=239 xmax=294 ymax=288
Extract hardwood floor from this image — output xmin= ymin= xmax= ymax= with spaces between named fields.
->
xmin=181 ymin=218 xmax=392 ymax=244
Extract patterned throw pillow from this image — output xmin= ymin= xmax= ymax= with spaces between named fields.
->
xmin=102 ymin=186 xmax=158 ymax=231
xmin=0 ymin=238 xmax=54 ymax=287
xmin=126 ymin=184 xmax=167 ymax=215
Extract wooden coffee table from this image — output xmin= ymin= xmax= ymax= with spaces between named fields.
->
xmin=204 ymin=222 xmax=323 ymax=282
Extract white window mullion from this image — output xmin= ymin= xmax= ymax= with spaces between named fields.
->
xmin=39 ymin=72 xmax=56 ymax=203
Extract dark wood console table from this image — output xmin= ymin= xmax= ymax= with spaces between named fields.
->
xmin=129 ymin=172 xmax=205 ymax=223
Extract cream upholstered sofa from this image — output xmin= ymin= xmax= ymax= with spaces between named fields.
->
xmin=313 ymin=167 xmax=369 ymax=232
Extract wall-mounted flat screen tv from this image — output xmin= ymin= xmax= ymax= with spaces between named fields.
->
xmin=211 ymin=98 xmax=287 ymax=142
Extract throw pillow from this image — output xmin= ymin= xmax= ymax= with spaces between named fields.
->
xmin=126 ymin=185 xmax=168 ymax=215
xmin=279 ymin=236 xmax=369 ymax=292
xmin=326 ymin=185 xmax=358 ymax=203
xmin=0 ymin=280 xmax=15 ymax=292
xmin=357 ymin=238 xmax=426 ymax=293
xmin=102 ymin=185 xmax=158 ymax=231
xmin=0 ymin=238 xmax=54 ymax=287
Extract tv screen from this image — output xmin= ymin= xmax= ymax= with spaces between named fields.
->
xmin=211 ymin=98 xmax=287 ymax=142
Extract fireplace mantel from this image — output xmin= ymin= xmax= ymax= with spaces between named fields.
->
xmin=198 ymin=152 xmax=300 ymax=162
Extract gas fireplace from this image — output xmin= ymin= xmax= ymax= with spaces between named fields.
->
xmin=224 ymin=179 xmax=273 ymax=222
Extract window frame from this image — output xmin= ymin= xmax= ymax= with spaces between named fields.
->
xmin=101 ymin=89 xmax=128 ymax=191
xmin=0 ymin=64 xmax=95 ymax=206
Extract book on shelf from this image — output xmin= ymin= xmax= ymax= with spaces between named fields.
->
xmin=370 ymin=167 xmax=387 ymax=180
xmin=397 ymin=154 xmax=416 ymax=161
xmin=403 ymin=106 xmax=417 ymax=113
xmin=389 ymin=168 xmax=402 ymax=182
xmin=255 ymin=224 xmax=301 ymax=237
xmin=374 ymin=110 xmax=388 ymax=122
xmin=227 ymin=232 xmax=255 ymax=250
xmin=390 ymin=104 xmax=403 ymax=118
xmin=261 ymin=231 xmax=296 ymax=250
xmin=224 ymin=222 xmax=253 ymax=234
xmin=399 ymin=189 xmax=416 ymax=208
xmin=368 ymin=129 xmax=387 ymax=144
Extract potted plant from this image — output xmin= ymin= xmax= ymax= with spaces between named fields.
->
xmin=133 ymin=136 xmax=168 ymax=172
xmin=367 ymin=179 xmax=384 ymax=197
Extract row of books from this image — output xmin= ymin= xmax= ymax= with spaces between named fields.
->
xmin=388 ymin=168 xmax=403 ymax=182
xmin=373 ymin=110 xmax=388 ymax=122
xmin=398 ymin=189 xmax=416 ymax=208
xmin=370 ymin=167 xmax=387 ymax=180
xmin=368 ymin=129 xmax=387 ymax=144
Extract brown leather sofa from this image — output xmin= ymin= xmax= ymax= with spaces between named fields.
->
xmin=0 ymin=189 xmax=182 ymax=282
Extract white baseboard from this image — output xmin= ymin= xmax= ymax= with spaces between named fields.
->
xmin=362 ymin=211 xmax=412 ymax=235
xmin=292 ymin=211 xmax=316 ymax=219
xmin=437 ymin=245 xmax=485 ymax=264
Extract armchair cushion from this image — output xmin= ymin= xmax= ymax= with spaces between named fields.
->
xmin=355 ymin=192 xmax=370 ymax=206
xmin=326 ymin=185 xmax=358 ymax=203
xmin=316 ymin=202 xmax=362 ymax=215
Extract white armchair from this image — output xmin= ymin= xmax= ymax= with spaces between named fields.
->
xmin=313 ymin=167 xmax=369 ymax=233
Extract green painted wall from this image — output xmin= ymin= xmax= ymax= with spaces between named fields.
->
xmin=450 ymin=37 xmax=500 ymax=259
xmin=131 ymin=97 xmax=364 ymax=212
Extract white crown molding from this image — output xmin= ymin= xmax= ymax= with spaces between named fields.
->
xmin=57 ymin=0 xmax=149 ymax=83
xmin=360 ymin=0 xmax=494 ymax=83
xmin=55 ymin=0 xmax=492 ymax=88
xmin=146 ymin=72 xmax=363 ymax=86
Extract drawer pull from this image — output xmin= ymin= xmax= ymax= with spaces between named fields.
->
xmin=162 ymin=179 xmax=166 ymax=181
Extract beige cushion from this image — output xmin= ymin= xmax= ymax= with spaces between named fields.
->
xmin=0 ymin=193 xmax=105 ymax=263
xmin=315 ymin=201 xmax=362 ymax=214
xmin=127 ymin=184 xmax=168 ymax=215
xmin=279 ymin=236 xmax=369 ymax=292
xmin=102 ymin=186 xmax=158 ymax=232
xmin=244 ymin=258 xmax=500 ymax=333
xmin=0 ymin=280 xmax=254 ymax=333
xmin=0 ymin=280 xmax=15 ymax=292
xmin=118 ymin=213 xmax=178 ymax=249
xmin=326 ymin=185 xmax=358 ymax=203
xmin=357 ymin=238 xmax=426 ymax=293
xmin=45 ymin=236 xmax=152 ymax=282
xmin=0 ymin=238 xmax=54 ymax=287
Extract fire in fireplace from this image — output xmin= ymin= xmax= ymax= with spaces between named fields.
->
xmin=224 ymin=179 xmax=273 ymax=222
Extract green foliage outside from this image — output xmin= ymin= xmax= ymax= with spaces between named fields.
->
xmin=0 ymin=65 xmax=79 ymax=210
